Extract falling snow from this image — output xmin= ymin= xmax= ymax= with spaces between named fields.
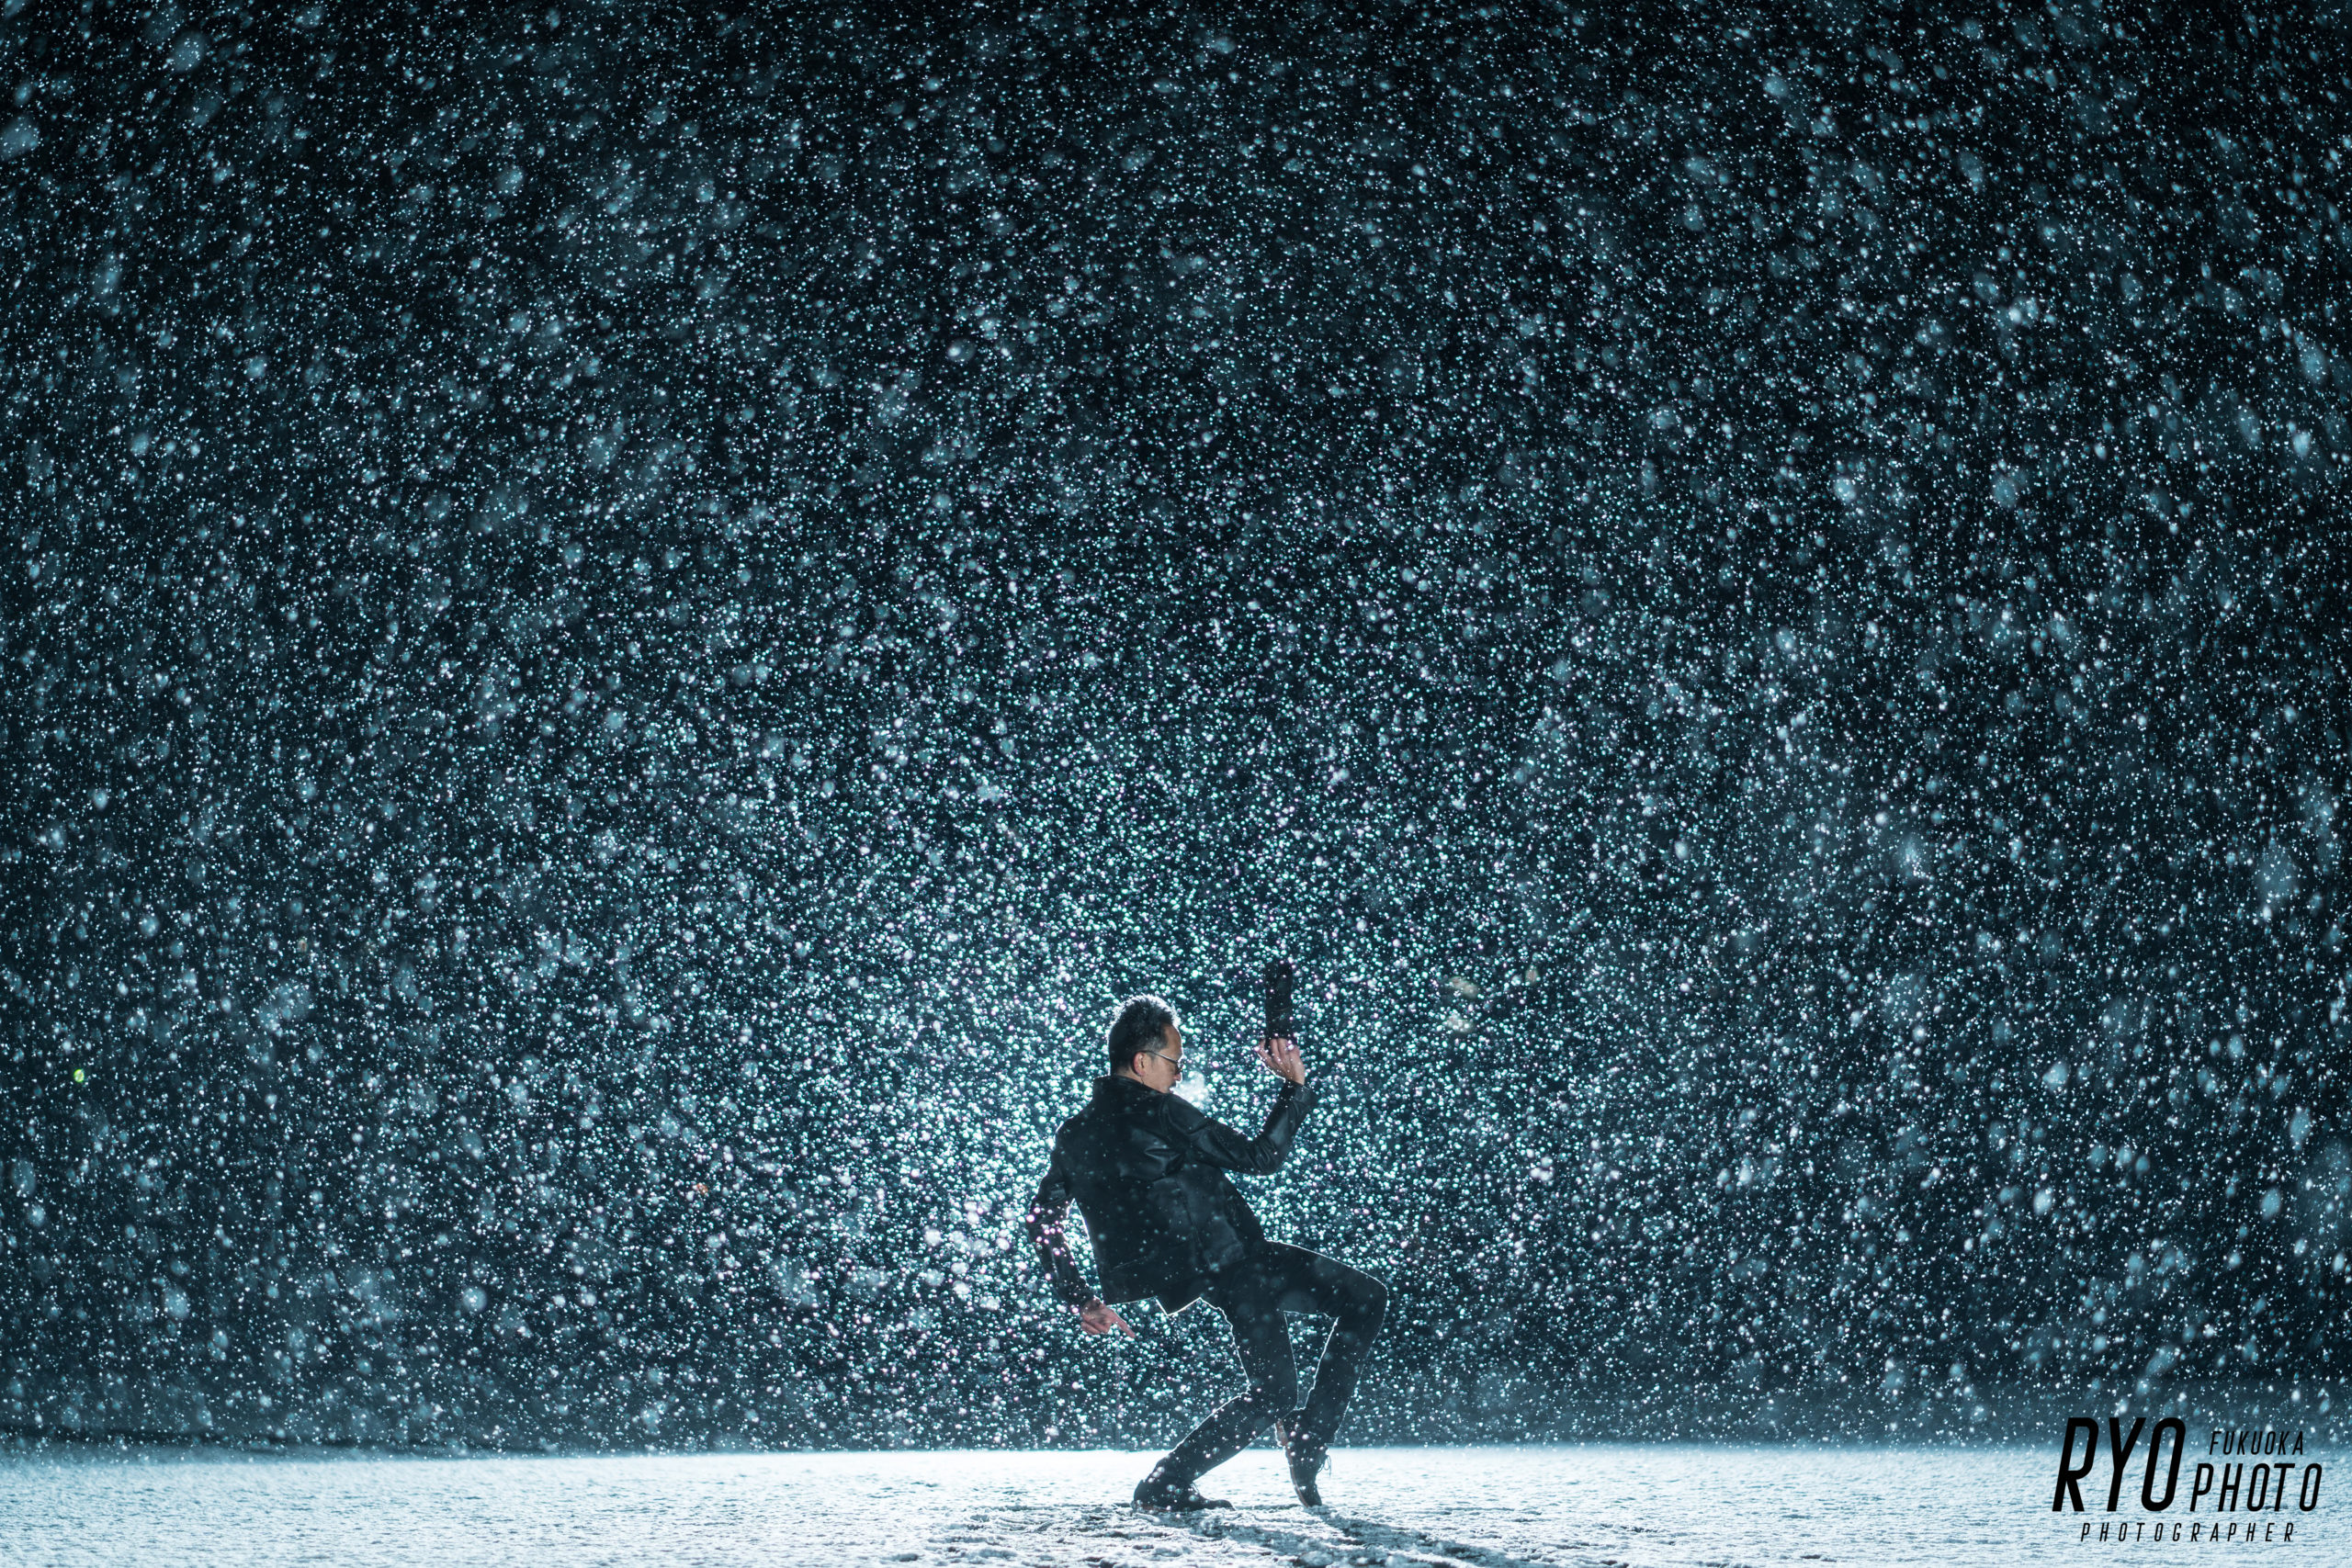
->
xmin=3 ymin=6 xmax=2349 ymax=1463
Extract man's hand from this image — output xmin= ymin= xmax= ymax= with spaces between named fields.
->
xmin=1255 ymin=1034 xmax=1306 ymax=1087
xmin=1077 ymin=1298 xmax=1133 ymax=1337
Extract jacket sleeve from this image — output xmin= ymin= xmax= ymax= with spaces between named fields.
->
xmin=1162 ymin=1079 xmax=1317 ymax=1177
xmin=1023 ymin=1145 xmax=1098 ymax=1308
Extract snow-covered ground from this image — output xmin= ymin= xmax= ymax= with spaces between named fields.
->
xmin=0 ymin=1442 xmax=2199 ymax=1566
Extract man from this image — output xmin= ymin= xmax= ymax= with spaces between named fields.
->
xmin=1024 ymin=994 xmax=1388 ymax=1510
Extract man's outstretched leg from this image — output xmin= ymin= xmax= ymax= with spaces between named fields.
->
xmin=1134 ymin=1264 xmax=1301 ymax=1509
xmin=1136 ymin=1245 xmax=1386 ymax=1508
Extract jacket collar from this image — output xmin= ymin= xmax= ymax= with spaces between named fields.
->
xmin=1092 ymin=1073 xmax=1161 ymax=1104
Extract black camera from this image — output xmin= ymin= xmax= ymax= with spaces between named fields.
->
xmin=1263 ymin=957 xmax=1295 ymax=1039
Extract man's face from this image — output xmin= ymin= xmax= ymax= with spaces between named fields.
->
xmin=1130 ymin=1022 xmax=1184 ymax=1094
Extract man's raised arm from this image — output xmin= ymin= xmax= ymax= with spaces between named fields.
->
xmin=1163 ymin=1036 xmax=1317 ymax=1177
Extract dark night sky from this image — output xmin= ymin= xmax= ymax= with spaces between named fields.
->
xmin=3 ymin=2 xmax=2349 ymax=1449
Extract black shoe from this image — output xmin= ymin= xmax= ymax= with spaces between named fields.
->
xmin=1273 ymin=1412 xmax=1328 ymax=1506
xmin=1133 ymin=1472 xmax=1232 ymax=1511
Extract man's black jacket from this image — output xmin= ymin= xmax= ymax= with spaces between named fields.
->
xmin=1024 ymin=1073 xmax=1317 ymax=1311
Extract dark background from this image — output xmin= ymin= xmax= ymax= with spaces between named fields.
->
xmin=4 ymin=1 xmax=2348 ymax=1450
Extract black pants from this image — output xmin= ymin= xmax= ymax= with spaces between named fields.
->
xmin=1156 ymin=1243 xmax=1388 ymax=1484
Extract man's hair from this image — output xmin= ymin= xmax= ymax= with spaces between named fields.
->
xmin=1107 ymin=994 xmax=1181 ymax=1076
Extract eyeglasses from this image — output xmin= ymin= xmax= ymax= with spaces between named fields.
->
xmin=1141 ymin=1048 xmax=1185 ymax=1070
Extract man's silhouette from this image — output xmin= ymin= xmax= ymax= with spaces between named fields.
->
xmin=1024 ymin=994 xmax=1387 ymax=1509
